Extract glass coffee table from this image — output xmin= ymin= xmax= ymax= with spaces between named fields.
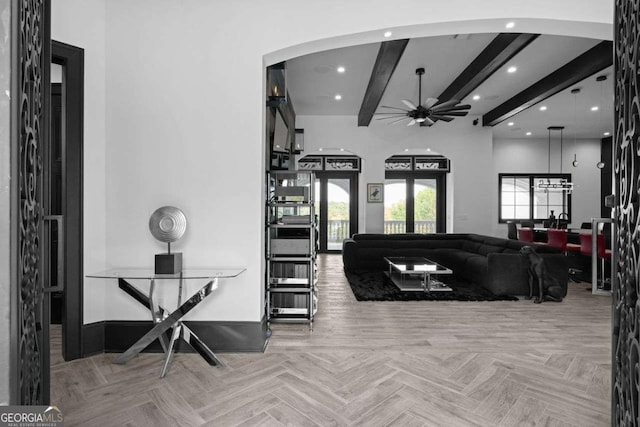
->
xmin=384 ymin=257 xmax=453 ymax=292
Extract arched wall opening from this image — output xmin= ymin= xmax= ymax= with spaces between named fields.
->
xmin=263 ymin=16 xmax=613 ymax=237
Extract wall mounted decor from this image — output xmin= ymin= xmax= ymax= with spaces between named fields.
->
xmin=367 ymin=183 xmax=384 ymax=203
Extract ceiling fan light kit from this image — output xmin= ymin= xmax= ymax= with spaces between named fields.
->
xmin=376 ymin=68 xmax=471 ymax=127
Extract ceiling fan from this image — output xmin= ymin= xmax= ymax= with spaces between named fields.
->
xmin=376 ymin=67 xmax=471 ymax=126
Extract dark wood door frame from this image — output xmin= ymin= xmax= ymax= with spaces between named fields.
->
xmin=315 ymin=172 xmax=359 ymax=253
xmin=51 ymin=40 xmax=84 ymax=361
xmin=385 ymin=171 xmax=447 ymax=233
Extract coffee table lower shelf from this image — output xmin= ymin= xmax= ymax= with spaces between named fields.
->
xmin=384 ymin=271 xmax=453 ymax=292
xmin=384 ymin=256 xmax=453 ymax=293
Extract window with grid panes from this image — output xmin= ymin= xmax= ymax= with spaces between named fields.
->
xmin=499 ymin=174 xmax=572 ymax=223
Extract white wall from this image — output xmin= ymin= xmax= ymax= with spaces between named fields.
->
xmin=51 ymin=0 xmax=108 ymax=323
xmin=49 ymin=0 xmax=612 ymax=323
xmin=296 ymin=114 xmax=495 ymax=235
xmin=296 ymin=115 xmax=604 ymax=241
xmin=492 ymin=137 xmax=602 ymax=238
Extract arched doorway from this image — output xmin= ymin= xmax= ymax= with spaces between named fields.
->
xmin=299 ymin=154 xmax=360 ymax=252
xmin=384 ymin=154 xmax=449 ymax=233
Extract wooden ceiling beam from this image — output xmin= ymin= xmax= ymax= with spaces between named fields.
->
xmin=357 ymin=39 xmax=409 ymax=127
xmin=422 ymin=33 xmax=539 ymax=127
xmin=437 ymin=33 xmax=539 ymax=103
xmin=482 ymin=40 xmax=613 ymax=127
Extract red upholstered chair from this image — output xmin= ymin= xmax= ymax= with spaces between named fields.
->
xmin=547 ymin=228 xmax=581 ymax=253
xmin=579 ymin=233 xmax=612 ymax=287
xmin=517 ymin=228 xmax=534 ymax=243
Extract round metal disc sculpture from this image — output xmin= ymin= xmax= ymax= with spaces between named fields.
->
xmin=149 ymin=206 xmax=186 ymax=274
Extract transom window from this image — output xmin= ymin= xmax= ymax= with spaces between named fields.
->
xmin=499 ymin=173 xmax=572 ymax=223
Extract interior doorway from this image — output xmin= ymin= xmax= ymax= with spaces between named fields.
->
xmin=314 ymin=172 xmax=358 ymax=252
xmin=49 ymin=41 xmax=84 ymax=361
xmin=384 ymin=171 xmax=446 ymax=233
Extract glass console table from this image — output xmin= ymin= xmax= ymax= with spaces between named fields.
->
xmin=87 ymin=268 xmax=245 ymax=377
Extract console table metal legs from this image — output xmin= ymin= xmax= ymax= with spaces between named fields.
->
xmin=115 ymin=277 xmax=222 ymax=377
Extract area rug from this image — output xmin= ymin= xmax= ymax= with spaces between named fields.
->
xmin=344 ymin=270 xmax=519 ymax=302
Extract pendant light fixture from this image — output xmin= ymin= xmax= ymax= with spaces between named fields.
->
xmin=571 ymin=88 xmax=580 ymax=167
xmin=536 ymin=126 xmax=573 ymax=193
xmin=596 ymin=75 xmax=607 ymax=169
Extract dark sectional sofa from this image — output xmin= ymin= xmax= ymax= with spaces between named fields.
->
xmin=342 ymin=233 xmax=568 ymax=297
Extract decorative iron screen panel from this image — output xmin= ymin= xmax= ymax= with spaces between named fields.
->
xmin=298 ymin=156 xmax=323 ymax=171
xmin=325 ymin=157 xmax=359 ymax=171
xmin=613 ymin=1 xmax=640 ymax=425
xmin=17 ymin=0 xmax=46 ymax=405
xmin=384 ymin=157 xmax=412 ymax=170
xmin=414 ymin=157 xmax=449 ymax=172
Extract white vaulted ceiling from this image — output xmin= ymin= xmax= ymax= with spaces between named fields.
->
xmin=286 ymin=33 xmax=613 ymax=139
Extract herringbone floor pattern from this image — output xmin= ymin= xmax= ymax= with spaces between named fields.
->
xmin=51 ymin=254 xmax=611 ymax=426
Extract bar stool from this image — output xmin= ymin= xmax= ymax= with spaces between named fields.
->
xmin=517 ymin=228 xmax=534 ymax=243
xmin=579 ymin=233 xmax=612 ymax=288
xmin=547 ymin=228 xmax=581 ymax=253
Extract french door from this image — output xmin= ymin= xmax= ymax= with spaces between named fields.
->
xmin=384 ymin=172 xmax=446 ymax=234
xmin=314 ymin=172 xmax=358 ymax=252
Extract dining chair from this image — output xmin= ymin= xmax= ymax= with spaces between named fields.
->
xmin=578 ymin=233 xmax=612 ymax=288
xmin=517 ymin=228 xmax=534 ymax=243
xmin=547 ymin=228 xmax=580 ymax=253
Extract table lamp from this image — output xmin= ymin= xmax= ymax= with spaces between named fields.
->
xmin=149 ymin=206 xmax=186 ymax=274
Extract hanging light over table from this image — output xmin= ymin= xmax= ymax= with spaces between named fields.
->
xmin=536 ymin=126 xmax=574 ymax=193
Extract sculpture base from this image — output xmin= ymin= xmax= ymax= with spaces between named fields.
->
xmin=155 ymin=253 xmax=182 ymax=274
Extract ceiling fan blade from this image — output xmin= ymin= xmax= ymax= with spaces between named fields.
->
xmin=375 ymin=112 xmax=410 ymax=115
xmin=407 ymin=119 xmax=417 ymax=126
xmin=429 ymin=115 xmax=454 ymax=122
xmin=423 ymin=97 xmax=439 ymax=109
xmin=423 ymin=117 xmax=435 ymax=125
xmin=390 ymin=117 xmax=409 ymax=125
xmin=441 ymin=104 xmax=471 ymax=112
xmin=380 ymin=105 xmax=410 ymax=112
xmin=375 ymin=115 xmax=408 ymax=120
xmin=402 ymin=99 xmax=417 ymax=110
xmin=432 ymin=99 xmax=460 ymax=110
xmin=432 ymin=111 xmax=468 ymax=117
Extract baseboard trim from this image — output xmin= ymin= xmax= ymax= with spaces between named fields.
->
xmin=82 ymin=321 xmax=105 ymax=356
xmin=81 ymin=317 xmax=268 ymax=357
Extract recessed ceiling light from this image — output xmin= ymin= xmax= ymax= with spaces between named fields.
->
xmin=472 ymin=95 xmax=480 ymax=101
xmin=526 ymin=132 xmax=532 ymax=136
xmin=340 ymin=148 xmax=344 ymax=151
xmin=507 ymin=66 xmax=517 ymax=73
xmin=507 ymin=122 xmax=514 ymax=126
xmin=404 ymin=148 xmax=409 ymax=152
xmin=604 ymin=132 xmax=610 ymax=136
xmin=337 ymin=66 xmax=345 ymax=73
xmin=591 ymin=106 xmax=599 ymax=111
xmin=505 ymin=22 xmax=515 ymax=29
xmin=426 ymin=148 xmax=431 ymax=152
xmin=335 ymin=94 xmax=342 ymax=100
xmin=318 ymin=148 xmax=323 ymax=151
xmin=539 ymin=106 xmax=547 ymax=111
xmin=384 ymin=31 xmax=392 ymax=38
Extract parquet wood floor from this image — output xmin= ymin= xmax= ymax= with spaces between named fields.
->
xmin=51 ymin=254 xmax=611 ymax=426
